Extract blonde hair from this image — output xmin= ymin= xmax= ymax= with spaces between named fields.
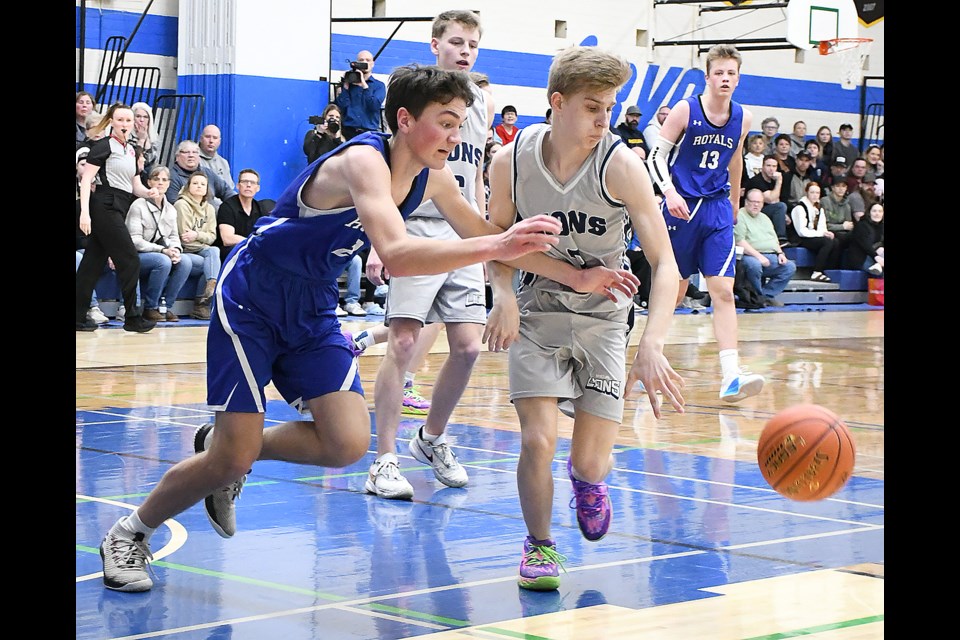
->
xmin=546 ymin=46 xmax=630 ymax=99
xmin=130 ymin=101 xmax=159 ymax=144
xmin=85 ymin=111 xmax=104 ymax=130
xmin=469 ymin=71 xmax=490 ymax=89
xmin=88 ymin=102 xmax=132 ymax=139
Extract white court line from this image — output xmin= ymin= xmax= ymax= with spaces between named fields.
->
xmin=422 ymin=458 xmax=883 ymax=526
xmin=91 ymin=524 xmax=881 ymax=640
xmin=76 ymin=494 xmax=188 ymax=583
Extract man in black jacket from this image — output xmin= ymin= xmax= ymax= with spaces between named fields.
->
xmin=611 ymin=105 xmax=647 ymax=160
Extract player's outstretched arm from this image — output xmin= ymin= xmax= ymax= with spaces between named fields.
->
xmin=607 ymin=148 xmax=685 ymax=418
xmin=354 ymin=157 xmax=560 ymax=277
xmin=485 ymin=148 xmax=639 ymax=301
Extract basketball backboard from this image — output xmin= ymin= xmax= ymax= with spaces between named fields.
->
xmin=786 ymin=0 xmax=860 ymax=50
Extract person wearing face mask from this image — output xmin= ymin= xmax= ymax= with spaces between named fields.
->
xmin=303 ymin=103 xmax=344 ymax=164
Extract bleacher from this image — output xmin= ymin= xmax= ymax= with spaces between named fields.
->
xmin=779 ymin=245 xmax=869 ymax=305
xmin=93 ymin=271 xmax=202 ymax=318
xmin=92 ymin=270 xmax=362 ymax=318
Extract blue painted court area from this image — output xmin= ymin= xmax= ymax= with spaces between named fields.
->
xmin=76 ymin=400 xmax=883 ymax=639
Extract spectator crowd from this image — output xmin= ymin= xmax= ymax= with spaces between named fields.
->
xmin=76 ymin=77 xmax=884 ymax=331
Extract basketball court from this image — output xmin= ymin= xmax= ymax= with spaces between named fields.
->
xmin=76 ymin=308 xmax=884 ymax=639
xmin=76 ymin=3 xmax=882 ymax=637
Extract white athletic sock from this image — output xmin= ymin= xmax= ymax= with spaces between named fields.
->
xmin=420 ymin=426 xmax=442 ymax=443
xmin=404 ymin=372 xmax=416 ymax=386
xmin=719 ymin=349 xmax=740 ymax=381
xmin=116 ymin=510 xmax=157 ymax=543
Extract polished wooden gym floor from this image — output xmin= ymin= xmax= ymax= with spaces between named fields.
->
xmin=76 ymin=308 xmax=884 ymax=639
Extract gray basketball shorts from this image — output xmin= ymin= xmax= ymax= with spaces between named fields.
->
xmin=508 ymin=289 xmax=629 ymax=423
xmin=384 ymin=216 xmax=487 ymax=325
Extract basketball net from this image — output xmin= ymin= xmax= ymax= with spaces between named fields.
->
xmin=819 ymin=38 xmax=874 ymax=91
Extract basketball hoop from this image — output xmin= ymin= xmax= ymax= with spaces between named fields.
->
xmin=819 ymin=37 xmax=874 ymax=91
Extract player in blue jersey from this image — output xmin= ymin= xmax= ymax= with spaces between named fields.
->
xmin=94 ymin=64 xmax=581 ymax=593
xmin=646 ymin=44 xmax=765 ymax=403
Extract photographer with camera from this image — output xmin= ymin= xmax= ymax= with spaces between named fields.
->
xmin=333 ymin=50 xmax=385 ymax=140
xmin=303 ymin=104 xmax=344 ymax=164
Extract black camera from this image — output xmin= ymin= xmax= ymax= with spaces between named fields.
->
xmin=343 ymin=60 xmax=369 ymax=85
xmin=308 ymin=115 xmax=341 ymax=135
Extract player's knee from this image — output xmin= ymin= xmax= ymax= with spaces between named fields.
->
xmin=389 ymin=330 xmax=419 ymax=359
xmin=450 ymin=339 xmax=481 ymax=365
xmin=711 ymin=286 xmax=736 ymax=305
xmin=520 ymin=430 xmax=557 ymax=461
xmin=326 ymin=429 xmax=370 ymax=467
xmin=207 ymin=453 xmax=257 ymax=483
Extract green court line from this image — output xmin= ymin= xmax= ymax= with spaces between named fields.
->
xmin=80 ymin=544 xmax=475 ymax=628
xmin=474 ymin=627 xmax=553 ymax=640
xmin=78 ymin=542 xmax=531 ymax=633
xmin=360 ymin=602 xmax=469 ymax=626
xmin=742 ymin=615 xmax=883 ymax=639
xmin=77 ymin=544 xmax=346 ymax=600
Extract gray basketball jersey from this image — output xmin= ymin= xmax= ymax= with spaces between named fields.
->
xmin=511 ymin=123 xmax=632 ymax=314
xmin=411 ymin=83 xmax=487 ymax=218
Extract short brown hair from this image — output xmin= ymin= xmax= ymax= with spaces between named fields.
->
xmin=384 ymin=64 xmax=475 ymax=134
xmin=705 ymin=44 xmax=742 ymax=73
xmin=432 ymin=9 xmax=482 ymax=39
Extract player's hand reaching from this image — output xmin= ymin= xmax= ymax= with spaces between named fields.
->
xmin=483 ymin=297 xmax=520 ymax=352
xmin=493 ymin=214 xmax=562 ymax=260
xmin=664 ymin=189 xmax=690 ymax=221
xmin=571 ymin=267 xmax=640 ymax=302
xmin=624 ymin=340 xmax=686 ymax=419
xmin=365 ymin=249 xmax=386 ymax=285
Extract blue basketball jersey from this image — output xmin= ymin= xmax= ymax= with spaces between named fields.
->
xmin=247 ymin=132 xmax=429 ymax=281
xmin=662 ymin=96 xmax=743 ymax=280
xmin=670 ymin=96 xmax=743 ymax=200
xmin=205 ymin=132 xmax=430 ymax=414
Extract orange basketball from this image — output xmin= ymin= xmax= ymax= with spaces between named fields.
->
xmin=757 ymin=404 xmax=855 ymax=501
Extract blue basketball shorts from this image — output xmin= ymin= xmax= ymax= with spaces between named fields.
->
xmin=662 ymin=195 xmax=737 ymax=279
xmin=205 ymin=245 xmax=363 ymax=414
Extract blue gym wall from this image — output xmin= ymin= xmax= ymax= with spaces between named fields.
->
xmin=76 ymin=2 xmax=883 ymax=202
